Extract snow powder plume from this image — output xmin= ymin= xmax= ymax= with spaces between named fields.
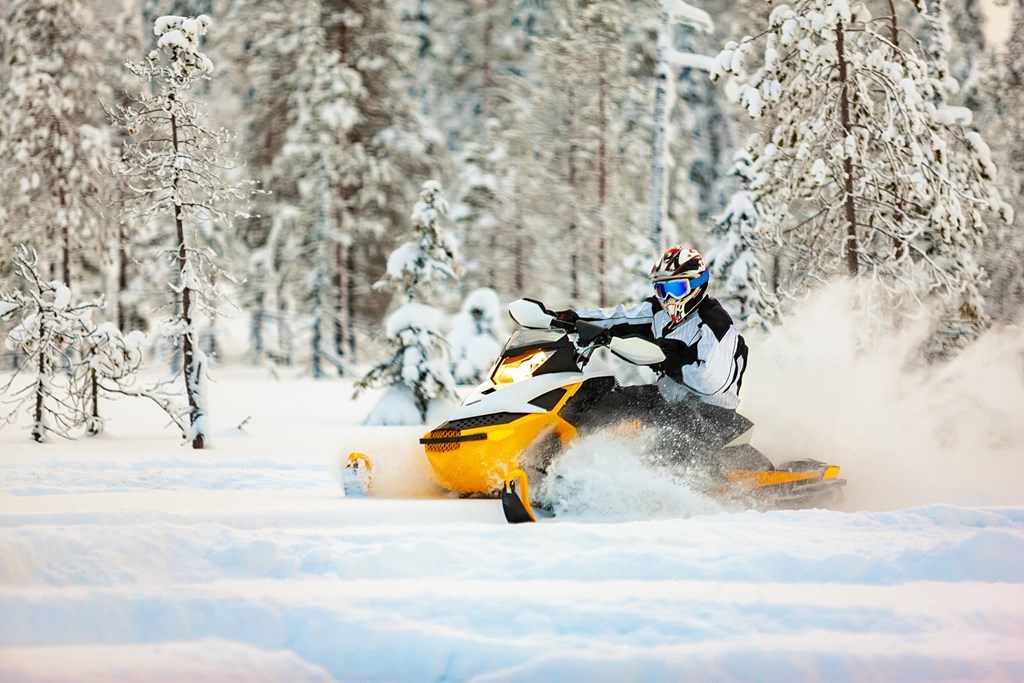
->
xmin=538 ymin=434 xmax=726 ymax=521
xmin=739 ymin=281 xmax=1024 ymax=511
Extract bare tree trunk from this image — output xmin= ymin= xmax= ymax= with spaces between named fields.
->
xmin=481 ymin=0 xmax=494 ymax=121
xmin=333 ymin=241 xmax=345 ymax=375
xmin=117 ymin=220 xmax=129 ymax=331
xmin=171 ymin=98 xmax=203 ymax=449
xmin=837 ymin=22 xmax=859 ymax=277
xmin=346 ymin=242 xmax=356 ymax=358
xmin=648 ymin=4 xmax=671 ymax=253
xmin=567 ymin=85 xmax=580 ymax=301
xmin=59 ymin=185 xmax=71 ymax=287
xmin=32 ymin=351 xmax=46 ymax=443
xmin=597 ymin=49 xmax=609 ymax=308
xmin=88 ymin=346 xmax=100 ymax=436
xmin=886 ymin=0 xmax=907 ymax=261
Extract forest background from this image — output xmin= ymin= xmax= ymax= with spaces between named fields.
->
xmin=1 ymin=0 xmax=1022 ymax=441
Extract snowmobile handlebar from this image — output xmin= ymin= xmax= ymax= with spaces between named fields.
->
xmin=508 ymin=299 xmax=666 ymax=366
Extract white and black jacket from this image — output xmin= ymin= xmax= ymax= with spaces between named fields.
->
xmin=574 ymin=296 xmax=748 ymax=409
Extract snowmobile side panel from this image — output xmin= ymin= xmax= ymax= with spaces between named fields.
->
xmin=422 ymin=383 xmax=584 ymax=494
xmin=723 ymin=469 xmax=822 ymax=487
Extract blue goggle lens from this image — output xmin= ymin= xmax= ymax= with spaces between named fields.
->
xmin=654 ymin=280 xmax=691 ymax=299
xmin=654 ymin=271 xmax=708 ymax=300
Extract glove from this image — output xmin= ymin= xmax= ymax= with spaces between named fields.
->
xmin=552 ymin=309 xmax=579 ymax=324
xmin=656 ymin=338 xmax=699 ymax=379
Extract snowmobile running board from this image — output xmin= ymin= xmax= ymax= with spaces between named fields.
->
xmin=502 ymin=469 xmax=537 ymax=524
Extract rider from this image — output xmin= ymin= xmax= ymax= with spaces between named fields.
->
xmin=552 ymin=246 xmax=750 ymax=451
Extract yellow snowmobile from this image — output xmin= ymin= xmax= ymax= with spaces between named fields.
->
xmin=419 ymin=299 xmax=845 ymax=523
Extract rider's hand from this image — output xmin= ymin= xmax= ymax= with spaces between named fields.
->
xmin=552 ymin=309 xmax=579 ymax=324
xmin=655 ymin=338 xmax=699 ymax=377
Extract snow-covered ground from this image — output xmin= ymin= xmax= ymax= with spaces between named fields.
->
xmin=2 ymin=290 xmax=1023 ymax=682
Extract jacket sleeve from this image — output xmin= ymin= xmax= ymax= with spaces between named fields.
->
xmin=573 ymin=298 xmax=658 ymax=341
xmin=682 ymin=326 xmax=742 ymax=400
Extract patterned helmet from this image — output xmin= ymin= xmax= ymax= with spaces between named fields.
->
xmin=649 ymin=246 xmax=710 ymax=324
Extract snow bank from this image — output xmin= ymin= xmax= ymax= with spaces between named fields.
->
xmin=1 ymin=344 xmax=1022 ymax=681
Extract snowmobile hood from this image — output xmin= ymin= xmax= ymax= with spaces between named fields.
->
xmin=451 ymin=369 xmax=611 ymax=421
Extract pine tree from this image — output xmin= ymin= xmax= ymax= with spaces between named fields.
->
xmin=711 ymin=0 xmax=1012 ymax=323
xmin=323 ymin=0 xmax=440 ymax=361
xmin=0 ymin=0 xmax=110 ymax=288
xmin=111 ymin=14 xmax=251 ymax=448
xmin=966 ymin=0 xmax=1024 ymax=323
xmin=707 ymin=155 xmax=780 ymax=332
xmin=272 ymin=0 xmax=364 ymax=378
xmin=355 ymin=181 xmax=459 ymax=424
xmin=0 ymin=249 xmax=97 ymax=442
xmin=449 ymin=287 xmax=505 ymax=384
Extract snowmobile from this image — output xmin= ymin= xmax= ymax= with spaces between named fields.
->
xmin=417 ymin=299 xmax=846 ymax=523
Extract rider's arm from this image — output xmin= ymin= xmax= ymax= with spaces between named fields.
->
xmin=568 ymin=297 xmax=659 ymax=341
xmin=683 ymin=326 xmax=743 ymax=401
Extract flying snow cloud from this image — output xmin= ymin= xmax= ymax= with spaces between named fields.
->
xmin=739 ymin=281 xmax=1024 ymax=511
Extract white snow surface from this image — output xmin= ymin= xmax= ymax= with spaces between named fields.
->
xmin=2 ymin=287 xmax=1023 ymax=681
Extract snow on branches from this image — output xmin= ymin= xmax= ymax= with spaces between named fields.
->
xmin=357 ymin=181 xmax=460 ymax=424
xmin=0 ymin=0 xmax=110 ymax=286
xmin=378 ymin=181 xmax=460 ymax=303
xmin=707 ymin=154 xmax=780 ymax=333
xmin=0 ymin=247 xmax=149 ymax=441
xmin=449 ymin=288 xmax=505 ymax=384
xmin=110 ymin=14 xmax=251 ymax=448
xmin=710 ymin=0 xmax=1011 ymax=325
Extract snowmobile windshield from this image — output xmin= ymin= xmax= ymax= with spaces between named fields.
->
xmin=501 ymin=329 xmax=568 ymax=358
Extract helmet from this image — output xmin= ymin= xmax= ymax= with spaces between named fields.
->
xmin=649 ymin=246 xmax=709 ymax=324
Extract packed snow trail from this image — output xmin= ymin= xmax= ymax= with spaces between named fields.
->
xmin=2 ymin=358 xmax=1023 ymax=682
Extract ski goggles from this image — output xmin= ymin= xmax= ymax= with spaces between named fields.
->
xmin=653 ymin=271 xmax=709 ymax=300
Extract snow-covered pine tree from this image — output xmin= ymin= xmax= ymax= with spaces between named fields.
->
xmin=101 ymin=9 xmax=148 ymax=334
xmin=0 ymin=0 xmax=110 ymax=289
xmin=355 ymin=180 xmax=459 ymax=424
xmin=533 ymin=0 xmax=652 ymax=307
xmin=449 ymin=287 xmax=505 ymax=384
xmin=0 ymin=247 xmax=98 ymax=442
xmin=711 ymin=0 xmax=1012 ymax=324
xmin=964 ymin=0 xmax=1024 ymax=323
xmin=321 ymin=0 xmax=440 ymax=361
xmin=451 ymin=139 xmax=502 ymax=290
xmin=706 ymin=153 xmax=780 ymax=332
xmin=78 ymin=322 xmax=147 ymax=437
xmin=111 ymin=15 xmax=251 ymax=448
xmin=272 ymin=0 xmax=364 ymax=379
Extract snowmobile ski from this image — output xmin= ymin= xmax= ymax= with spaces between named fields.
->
xmin=342 ymin=452 xmax=374 ymax=497
xmin=501 ymin=469 xmax=537 ymax=524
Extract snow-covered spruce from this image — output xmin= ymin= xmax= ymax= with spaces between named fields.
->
xmin=356 ymin=181 xmax=459 ymax=424
xmin=1 ymin=248 xmax=99 ymax=442
xmin=449 ymin=288 xmax=505 ymax=385
xmin=270 ymin=0 xmax=364 ymax=379
xmin=356 ymin=302 xmax=457 ymax=425
xmin=378 ymin=180 xmax=460 ymax=302
xmin=0 ymin=247 xmax=164 ymax=441
xmin=706 ymin=152 xmax=780 ymax=333
xmin=110 ymin=14 xmax=251 ymax=448
xmin=710 ymin=0 xmax=1012 ymax=332
xmin=0 ymin=0 xmax=111 ymax=287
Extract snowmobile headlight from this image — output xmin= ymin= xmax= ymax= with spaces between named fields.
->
xmin=491 ymin=350 xmax=551 ymax=385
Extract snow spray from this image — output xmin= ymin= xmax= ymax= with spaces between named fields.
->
xmin=738 ymin=281 xmax=1024 ymax=511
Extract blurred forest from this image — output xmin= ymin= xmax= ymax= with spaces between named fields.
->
xmin=1 ymin=0 xmax=1022 ymax=378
